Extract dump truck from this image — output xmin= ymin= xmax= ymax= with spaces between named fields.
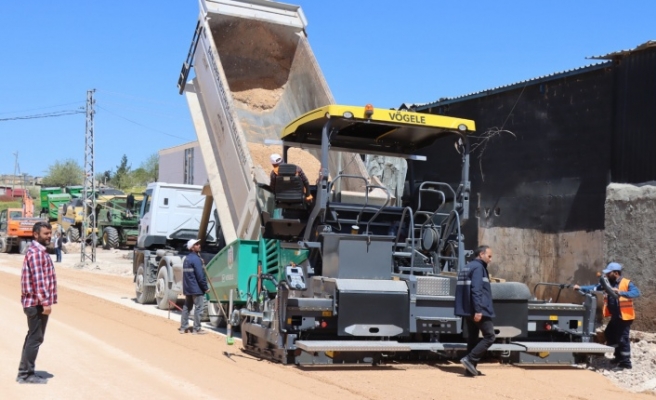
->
xmin=132 ymin=182 xmax=220 ymax=309
xmin=168 ymin=0 xmax=613 ymax=366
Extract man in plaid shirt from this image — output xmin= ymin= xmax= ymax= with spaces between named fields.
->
xmin=17 ymin=221 xmax=57 ymax=385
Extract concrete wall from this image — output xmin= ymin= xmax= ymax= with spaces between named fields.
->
xmin=479 ymin=227 xmax=605 ymax=303
xmin=605 ymin=183 xmax=656 ymax=331
xmin=158 ymin=142 xmax=208 ymax=186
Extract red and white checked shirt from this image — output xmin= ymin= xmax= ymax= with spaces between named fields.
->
xmin=21 ymin=240 xmax=58 ymax=308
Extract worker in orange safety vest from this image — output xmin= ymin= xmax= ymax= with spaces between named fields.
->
xmin=574 ymin=262 xmax=640 ymax=371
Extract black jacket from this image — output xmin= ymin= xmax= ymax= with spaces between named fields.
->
xmin=454 ymin=258 xmax=495 ymax=318
xmin=182 ymin=252 xmax=208 ymax=296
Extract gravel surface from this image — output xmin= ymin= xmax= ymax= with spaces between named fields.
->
xmin=21 ymin=246 xmax=656 ymax=396
xmin=588 ymin=330 xmax=656 ymax=394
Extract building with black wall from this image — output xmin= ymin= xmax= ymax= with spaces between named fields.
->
xmin=403 ymin=41 xmax=656 ymax=288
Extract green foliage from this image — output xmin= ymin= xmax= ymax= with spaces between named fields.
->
xmin=41 ymin=159 xmax=84 ymax=187
xmin=142 ymin=153 xmax=159 ymax=183
xmin=112 ymin=154 xmax=131 ymax=189
xmin=0 ymin=200 xmax=23 ymax=214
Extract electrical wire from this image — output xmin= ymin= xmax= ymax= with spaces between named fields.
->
xmin=96 ymin=105 xmax=192 ymax=141
xmin=0 ymin=101 xmax=85 ymax=115
xmin=96 ymin=89 xmax=182 ymax=107
xmin=0 ymin=109 xmax=84 ymax=121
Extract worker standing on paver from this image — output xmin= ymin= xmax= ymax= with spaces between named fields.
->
xmin=269 ymin=153 xmax=313 ymax=202
xmin=454 ymin=245 xmax=496 ymax=377
xmin=17 ymin=222 xmax=57 ymax=384
xmin=179 ymin=239 xmax=209 ymax=335
xmin=574 ymin=262 xmax=640 ymax=371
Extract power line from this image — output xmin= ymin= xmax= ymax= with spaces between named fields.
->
xmin=96 ymin=105 xmax=192 ymax=141
xmin=0 ymin=101 xmax=85 ymax=115
xmin=0 ymin=109 xmax=85 ymax=121
xmin=96 ymin=89 xmax=182 ymax=107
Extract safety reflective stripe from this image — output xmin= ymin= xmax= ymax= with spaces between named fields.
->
xmin=457 ymin=277 xmax=489 ymax=285
xmin=602 ymin=278 xmax=635 ymax=320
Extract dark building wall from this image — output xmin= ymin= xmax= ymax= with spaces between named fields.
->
xmin=414 ymin=66 xmax=615 ymax=250
xmin=612 ymin=47 xmax=656 ymax=184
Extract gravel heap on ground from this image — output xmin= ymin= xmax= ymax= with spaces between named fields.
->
xmin=588 ymin=330 xmax=656 ymax=394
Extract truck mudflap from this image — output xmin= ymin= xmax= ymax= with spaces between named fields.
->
xmin=294 ymin=340 xmax=612 ymax=354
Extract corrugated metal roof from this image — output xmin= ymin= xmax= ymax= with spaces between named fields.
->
xmin=588 ymin=40 xmax=656 ymax=60
xmin=413 ymin=62 xmax=610 ymax=110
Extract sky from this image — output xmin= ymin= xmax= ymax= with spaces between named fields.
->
xmin=0 ymin=1 xmax=654 ymax=178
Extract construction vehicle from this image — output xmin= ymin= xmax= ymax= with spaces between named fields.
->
xmin=58 ymin=187 xmax=124 ymax=243
xmin=171 ymin=0 xmax=613 ymax=366
xmin=39 ymin=187 xmax=67 ymax=218
xmin=96 ymin=194 xmax=142 ymax=249
xmin=132 ymin=182 xmax=220 ymax=309
xmin=0 ymin=191 xmax=47 ymax=253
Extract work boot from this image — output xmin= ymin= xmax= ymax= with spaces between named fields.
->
xmin=460 ymin=356 xmax=478 ymax=376
xmin=464 ymin=367 xmax=485 ymax=377
xmin=611 ymin=364 xmax=632 ymax=372
xmin=178 ymin=327 xmax=187 ymax=334
xmin=17 ymin=375 xmax=48 ymax=384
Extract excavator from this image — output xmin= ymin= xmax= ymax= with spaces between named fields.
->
xmin=0 ymin=191 xmax=47 ymax=254
xmin=167 ymin=0 xmax=614 ymax=366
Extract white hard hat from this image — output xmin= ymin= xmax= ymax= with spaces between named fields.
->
xmin=270 ymin=153 xmax=283 ymax=165
xmin=187 ymin=239 xmax=201 ymax=250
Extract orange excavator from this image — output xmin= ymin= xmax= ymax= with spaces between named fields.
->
xmin=0 ymin=191 xmax=47 ymax=254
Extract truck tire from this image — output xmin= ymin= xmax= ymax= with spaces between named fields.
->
xmin=67 ymin=227 xmax=80 ymax=243
xmin=102 ymin=227 xmax=120 ymax=249
xmin=135 ymin=265 xmax=155 ymax=304
xmin=19 ymin=239 xmax=31 ymax=255
xmin=209 ymin=302 xmax=226 ymax=328
xmin=155 ymin=267 xmax=178 ymax=310
xmin=0 ymin=237 xmax=7 ymax=253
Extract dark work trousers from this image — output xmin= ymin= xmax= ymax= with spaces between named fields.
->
xmin=55 ymin=247 xmax=62 ymax=263
xmin=18 ymin=306 xmax=49 ymax=379
xmin=605 ymin=318 xmax=632 ymax=367
xmin=180 ymin=294 xmax=204 ymax=332
xmin=465 ymin=316 xmax=496 ymax=363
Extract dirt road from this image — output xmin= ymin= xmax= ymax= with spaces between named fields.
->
xmin=0 ymin=252 xmax=653 ymax=400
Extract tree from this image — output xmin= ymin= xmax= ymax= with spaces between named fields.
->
xmin=141 ymin=153 xmax=159 ymax=183
xmin=112 ymin=154 xmax=131 ymax=189
xmin=41 ymin=159 xmax=83 ymax=187
xmin=99 ymin=170 xmax=112 ymax=185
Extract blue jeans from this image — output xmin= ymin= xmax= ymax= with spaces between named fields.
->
xmin=55 ymin=248 xmax=62 ymax=263
xmin=18 ymin=306 xmax=49 ymax=379
xmin=180 ymin=295 xmax=204 ymax=332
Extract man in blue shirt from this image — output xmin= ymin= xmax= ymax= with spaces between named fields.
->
xmin=455 ymin=245 xmax=496 ymax=377
xmin=574 ymin=262 xmax=640 ymax=371
xmin=179 ymin=239 xmax=209 ymax=335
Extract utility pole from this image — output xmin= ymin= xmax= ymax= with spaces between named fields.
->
xmin=11 ymin=152 xmax=19 ymax=194
xmin=81 ymin=89 xmax=97 ymax=263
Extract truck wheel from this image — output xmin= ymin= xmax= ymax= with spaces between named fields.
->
xmin=155 ymin=267 xmax=178 ymax=310
xmin=19 ymin=239 xmax=31 ymax=255
xmin=67 ymin=227 xmax=80 ymax=243
xmin=102 ymin=227 xmax=120 ymax=249
xmin=0 ymin=237 xmax=7 ymax=253
xmin=209 ymin=302 xmax=226 ymax=328
xmin=135 ymin=265 xmax=155 ymax=304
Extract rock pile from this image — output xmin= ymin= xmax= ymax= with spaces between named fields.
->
xmin=588 ymin=330 xmax=656 ymax=394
